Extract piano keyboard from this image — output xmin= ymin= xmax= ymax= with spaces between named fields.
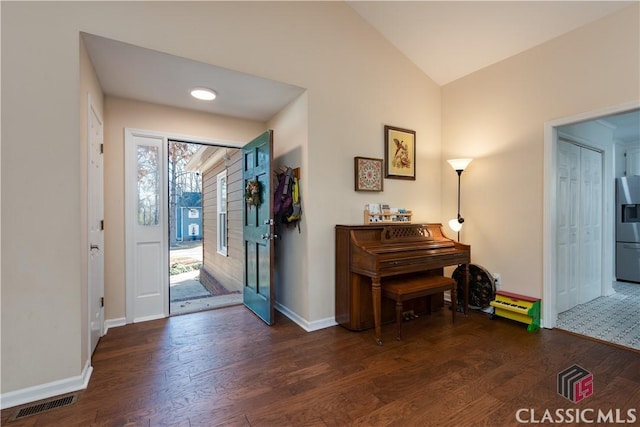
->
xmin=490 ymin=300 xmax=531 ymax=314
xmin=489 ymin=290 xmax=540 ymax=332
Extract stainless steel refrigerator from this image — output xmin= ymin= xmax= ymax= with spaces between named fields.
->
xmin=616 ymin=176 xmax=640 ymax=283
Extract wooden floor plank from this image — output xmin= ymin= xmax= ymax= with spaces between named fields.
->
xmin=2 ymin=305 xmax=639 ymax=426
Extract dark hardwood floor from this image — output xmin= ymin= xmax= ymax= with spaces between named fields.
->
xmin=2 ymin=304 xmax=639 ymax=426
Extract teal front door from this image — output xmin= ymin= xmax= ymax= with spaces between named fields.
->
xmin=242 ymin=130 xmax=275 ymax=325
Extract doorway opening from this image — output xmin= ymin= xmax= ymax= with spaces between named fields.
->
xmin=126 ymin=129 xmax=275 ymax=324
xmin=168 ymin=140 xmax=243 ymax=315
xmin=543 ymin=102 xmax=640 ymax=350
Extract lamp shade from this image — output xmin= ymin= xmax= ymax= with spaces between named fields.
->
xmin=447 ymin=158 xmax=473 ymax=171
xmin=449 ymin=218 xmax=463 ymax=232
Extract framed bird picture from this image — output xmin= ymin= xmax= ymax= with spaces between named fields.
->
xmin=384 ymin=125 xmax=415 ymax=180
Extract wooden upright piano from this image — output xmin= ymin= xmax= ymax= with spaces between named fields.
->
xmin=335 ymin=223 xmax=471 ymax=344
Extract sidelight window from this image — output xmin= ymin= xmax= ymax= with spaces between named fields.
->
xmin=137 ymin=145 xmax=160 ymax=226
xmin=217 ymin=170 xmax=228 ymax=255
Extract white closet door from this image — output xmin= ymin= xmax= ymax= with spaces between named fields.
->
xmin=580 ymin=147 xmax=602 ymax=303
xmin=557 ymin=140 xmax=581 ymax=313
xmin=556 ymin=140 xmax=603 ymax=313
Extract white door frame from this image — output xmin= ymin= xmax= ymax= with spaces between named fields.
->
xmin=542 ymin=100 xmax=639 ymax=329
xmin=124 ymin=128 xmax=242 ymax=323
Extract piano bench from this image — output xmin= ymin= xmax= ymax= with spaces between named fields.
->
xmin=382 ymin=275 xmax=456 ymax=340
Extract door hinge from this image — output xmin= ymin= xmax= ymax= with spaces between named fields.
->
xmin=100 ymin=220 xmax=104 ymax=231
xmin=100 ymin=144 xmax=104 ymax=154
xmin=100 ymin=297 xmax=104 ymax=307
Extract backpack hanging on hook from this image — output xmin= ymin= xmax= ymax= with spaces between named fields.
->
xmin=273 ymin=166 xmax=302 ymax=232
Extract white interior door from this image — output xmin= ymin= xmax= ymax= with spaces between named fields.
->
xmin=88 ymin=96 xmax=104 ymax=354
xmin=556 ymin=139 xmax=603 ymax=313
xmin=580 ymin=147 xmax=602 ymax=303
xmin=557 ymin=140 xmax=580 ymax=312
xmin=125 ymin=129 xmax=168 ymax=323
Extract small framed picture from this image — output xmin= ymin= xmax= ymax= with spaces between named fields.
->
xmin=354 ymin=157 xmax=383 ymax=192
xmin=384 ymin=125 xmax=416 ymax=180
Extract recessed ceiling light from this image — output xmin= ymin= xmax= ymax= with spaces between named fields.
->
xmin=190 ymin=88 xmax=217 ymax=101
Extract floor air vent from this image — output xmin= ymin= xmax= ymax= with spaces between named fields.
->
xmin=11 ymin=393 xmax=78 ymax=420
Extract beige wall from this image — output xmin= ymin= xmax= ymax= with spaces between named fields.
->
xmin=2 ymin=5 xmax=84 ymax=393
xmin=268 ymin=93 xmax=310 ymax=321
xmin=441 ymin=4 xmax=640 ymax=298
xmin=104 ymin=97 xmax=266 ymax=321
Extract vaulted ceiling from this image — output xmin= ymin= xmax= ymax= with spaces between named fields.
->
xmin=83 ymin=2 xmax=638 ymax=139
xmin=348 ymin=1 xmax=633 ymax=86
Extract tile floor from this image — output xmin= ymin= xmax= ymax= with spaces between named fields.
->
xmin=556 ymin=281 xmax=640 ymax=350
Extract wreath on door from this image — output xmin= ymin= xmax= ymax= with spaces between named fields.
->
xmin=245 ymin=180 xmax=262 ymax=207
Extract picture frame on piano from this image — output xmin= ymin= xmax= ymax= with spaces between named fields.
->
xmin=384 ymin=125 xmax=416 ymax=180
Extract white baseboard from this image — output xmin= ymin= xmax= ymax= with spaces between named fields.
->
xmin=104 ymin=317 xmax=126 ymax=334
xmin=275 ymin=302 xmax=337 ymax=332
xmin=307 ymin=316 xmax=339 ymax=331
xmin=0 ymin=360 xmax=93 ymax=410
